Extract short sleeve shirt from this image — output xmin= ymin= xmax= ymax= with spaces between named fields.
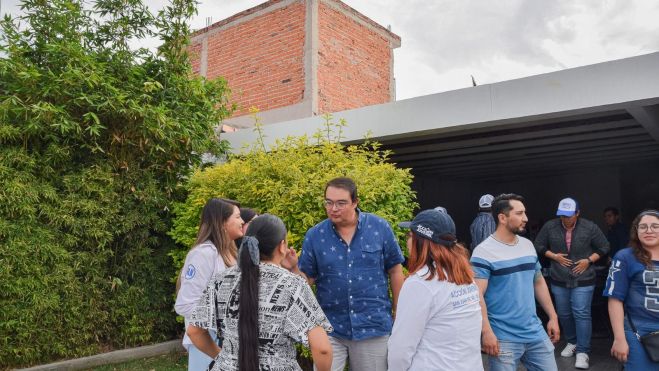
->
xmin=470 ymin=235 xmax=547 ymax=342
xmin=603 ymin=248 xmax=659 ymax=332
xmin=298 ymin=211 xmax=404 ymax=340
xmin=190 ymin=263 xmax=332 ymax=371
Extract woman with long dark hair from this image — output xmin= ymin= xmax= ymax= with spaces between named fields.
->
xmin=175 ymin=198 xmax=244 ymax=371
xmin=604 ymin=209 xmax=659 ymax=370
xmin=187 ymin=214 xmax=333 ymax=371
xmin=388 ymin=209 xmax=483 ymax=370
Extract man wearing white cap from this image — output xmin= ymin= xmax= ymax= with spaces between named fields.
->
xmin=470 ymin=194 xmax=496 ymax=250
xmin=534 ymin=197 xmax=610 ymax=369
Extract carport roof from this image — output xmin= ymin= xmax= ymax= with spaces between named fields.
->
xmin=223 ymin=52 xmax=659 ymax=179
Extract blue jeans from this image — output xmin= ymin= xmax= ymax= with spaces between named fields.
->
xmin=488 ymin=338 xmax=557 ymax=371
xmin=551 ymin=284 xmax=594 ymax=354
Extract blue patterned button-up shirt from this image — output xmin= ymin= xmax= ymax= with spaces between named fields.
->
xmin=298 ymin=211 xmax=404 ymax=340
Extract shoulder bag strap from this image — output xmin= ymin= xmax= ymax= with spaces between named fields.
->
xmin=625 ymin=305 xmax=642 ymax=341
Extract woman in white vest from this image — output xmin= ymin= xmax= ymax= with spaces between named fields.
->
xmin=389 ymin=208 xmax=483 ymax=371
xmin=175 ymin=198 xmax=244 ymax=371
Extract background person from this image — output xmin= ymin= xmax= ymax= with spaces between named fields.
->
xmin=389 ymin=209 xmax=483 ymax=371
xmin=604 ymin=210 xmax=659 ymax=370
xmin=294 ymin=177 xmax=405 ymax=371
xmin=235 ymin=207 xmax=258 ymax=249
xmin=470 ymin=193 xmax=496 ymax=250
xmin=603 ymin=206 xmax=629 ymax=261
xmin=187 ymin=214 xmax=333 ymax=371
xmin=471 ymin=193 xmax=560 ymax=371
xmin=535 ymin=197 xmax=609 ymax=369
xmin=174 ymin=198 xmax=243 ymax=371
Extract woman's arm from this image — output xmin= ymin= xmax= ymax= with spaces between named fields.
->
xmin=308 ymin=326 xmax=332 ymax=371
xmin=187 ymin=324 xmax=221 ymax=359
xmin=387 ymin=280 xmax=431 ymax=370
xmin=175 ymin=247 xmax=216 ymax=317
xmin=608 ymin=298 xmax=629 ymax=363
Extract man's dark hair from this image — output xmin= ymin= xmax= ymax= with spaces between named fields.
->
xmin=491 ymin=193 xmax=525 ymax=225
xmin=325 ymin=177 xmax=358 ymax=202
xmin=603 ymin=206 xmax=619 ymax=216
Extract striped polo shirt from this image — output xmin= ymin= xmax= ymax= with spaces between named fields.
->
xmin=470 ymin=235 xmax=547 ymax=342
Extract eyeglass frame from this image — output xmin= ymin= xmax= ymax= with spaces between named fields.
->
xmin=636 ymin=223 xmax=659 ymax=233
xmin=323 ymin=199 xmax=353 ymax=210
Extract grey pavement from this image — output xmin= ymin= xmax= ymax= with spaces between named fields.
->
xmin=482 ymin=337 xmax=623 ymax=371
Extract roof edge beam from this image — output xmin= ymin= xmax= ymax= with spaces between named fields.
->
xmin=627 ymin=104 xmax=659 ymax=143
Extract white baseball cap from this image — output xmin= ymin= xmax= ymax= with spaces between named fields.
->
xmin=478 ymin=194 xmax=494 ymax=208
xmin=556 ymin=197 xmax=578 ymax=217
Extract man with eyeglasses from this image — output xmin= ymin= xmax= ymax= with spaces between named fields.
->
xmin=292 ymin=177 xmax=405 ymax=371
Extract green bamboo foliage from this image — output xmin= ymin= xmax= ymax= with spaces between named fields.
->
xmin=0 ymin=0 xmax=232 ymax=367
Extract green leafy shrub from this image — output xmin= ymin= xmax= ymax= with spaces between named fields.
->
xmin=170 ymin=115 xmax=417 ymax=272
xmin=0 ymin=0 xmax=231 ymax=367
xmin=169 ymin=116 xmax=416 ymax=361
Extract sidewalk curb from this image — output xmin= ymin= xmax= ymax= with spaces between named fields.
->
xmin=14 ymin=340 xmax=185 ymax=371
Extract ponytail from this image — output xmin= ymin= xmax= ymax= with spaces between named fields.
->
xmin=235 ymin=214 xmax=287 ymax=370
xmin=238 ymin=240 xmax=260 ymax=371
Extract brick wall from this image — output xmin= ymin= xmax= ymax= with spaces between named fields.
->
xmin=191 ymin=1 xmax=307 ymax=117
xmin=189 ymin=0 xmax=398 ymax=124
xmin=317 ymin=1 xmax=392 ymax=113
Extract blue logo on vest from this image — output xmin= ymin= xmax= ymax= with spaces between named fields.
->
xmin=185 ymin=264 xmax=196 ymax=280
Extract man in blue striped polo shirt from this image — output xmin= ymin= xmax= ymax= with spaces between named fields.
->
xmin=471 ymin=193 xmax=560 ymax=371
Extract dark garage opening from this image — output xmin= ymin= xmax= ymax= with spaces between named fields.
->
xmin=382 ymin=108 xmax=659 ymax=358
xmin=382 ymin=109 xmax=659 ymax=247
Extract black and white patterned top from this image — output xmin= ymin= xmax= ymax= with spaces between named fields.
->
xmin=191 ymin=263 xmax=332 ymax=371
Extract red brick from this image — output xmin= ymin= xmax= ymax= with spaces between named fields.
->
xmin=190 ymin=0 xmax=397 ymax=119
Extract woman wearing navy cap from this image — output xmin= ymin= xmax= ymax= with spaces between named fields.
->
xmin=388 ymin=209 xmax=483 ymax=371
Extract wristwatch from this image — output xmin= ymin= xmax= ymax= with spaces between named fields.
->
xmin=587 ymin=257 xmax=594 ymax=265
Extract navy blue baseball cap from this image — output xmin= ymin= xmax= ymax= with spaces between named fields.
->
xmin=399 ymin=209 xmax=457 ymax=246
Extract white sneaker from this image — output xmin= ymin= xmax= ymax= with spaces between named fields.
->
xmin=575 ymin=353 xmax=589 ymax=369
xmin=560 ymin=343 xmax=577 ymax=357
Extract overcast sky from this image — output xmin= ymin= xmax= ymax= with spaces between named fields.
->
xmin=3 ymin=0 xmax=658 ymax=100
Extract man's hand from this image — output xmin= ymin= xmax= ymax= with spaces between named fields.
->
xmin=552 ymin=253 xmax=573 ymax=267
xmin=546 ymin=317 xmax=560 ymax=343
xmin=572 ymin=259 xmax=590 ymax=275
xmin=281 ymin=247 xmax=299 ymax=271
xmin=481 ymin=329 xmax=499 ymax=356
